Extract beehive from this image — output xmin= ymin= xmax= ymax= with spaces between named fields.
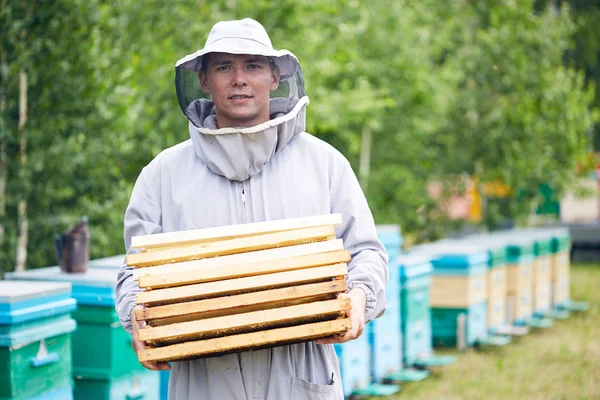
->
xmin=549 ymin=228 xmax=571 ymax=307
xmin=0 ymin=281 xmax=76 ymax=400
xmin=367 ymin=226 xmax=403 ymax=382
xmin=409 ymin=241 xmax=490 ymax=347
xmin=503 ymin=236 xmax=535 ymax=323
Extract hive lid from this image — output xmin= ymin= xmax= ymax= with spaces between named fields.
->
xmin=0 ymin=281 xmax=71 ymax=304
xmin=395 ymin=254 xmax=433 ymax=281
xmin=409 ymin=241 xmax=490 ymax=268
xmin=6 ymin=267 xmax=118 ymax=307
xmin=88 ymin=254 xmax=126 ymax=269
xmin=457 ymin=236 xmax=507 ymax=267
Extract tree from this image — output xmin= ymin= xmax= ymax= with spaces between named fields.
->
xmin=0 ymin=0 xmax=596 ymax=272
xmin=537 ymin=0 xmax=600 ymax=150
xmin=432 ymin=0 xmax=597 ymax=228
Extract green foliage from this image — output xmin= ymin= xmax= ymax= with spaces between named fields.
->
xmin=0 ymin=0 xmax=596 ymax=271
xmin=433 ymin=0 xmax=597 ymax=228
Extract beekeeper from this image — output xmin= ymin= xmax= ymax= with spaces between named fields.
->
xmin=116 ymin=18 xmax=388 ymax=400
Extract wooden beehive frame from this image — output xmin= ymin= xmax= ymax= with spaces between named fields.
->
xmin=137 ymin=318 xmax=351 ymax=363
xmin=139 ymin=298 xmax=351 ymax=345
xmin=131 ymin=213 xmax=343 ymax=250
xmin=129 ymin=214 xmax=351 ymax=363
xmin=127 ymin=225 xmax=337 ymax=268
xmin=138 ymin=250 xmax=350 ymax=290
xmin=135 ymin=263 xmax=348 ymax=305
xmin=132 ymin=240 xmax=345 ymax=281
xmin=136 ymin=280 xmax=347 ymax=326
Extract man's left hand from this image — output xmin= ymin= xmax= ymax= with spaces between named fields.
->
xmin=315 ymin=287 xmax=366 ymax=345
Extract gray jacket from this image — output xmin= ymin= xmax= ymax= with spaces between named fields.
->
xmin=116 ymin=96 xmax=388 ymax=399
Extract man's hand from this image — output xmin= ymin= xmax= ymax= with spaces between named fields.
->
xmin=315 ymin=287 xmax=366 ymax=345
xmin=131 ymin=306 xmax=171 ymax=371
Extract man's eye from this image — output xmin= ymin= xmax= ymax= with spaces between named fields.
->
xmin=216 ymin=66 xmax=230 ymax=71
xmin=247 ymin=64 xmax=261 ymax=69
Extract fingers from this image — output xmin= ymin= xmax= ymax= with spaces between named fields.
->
xmin=315 ymin=333 xmax=345 ymax=345
xmin=141 ymin=361 xmax=172 ymax=371
xmin=314 ymin=328 xmax=359 ymax=344
xmin=131 ymin=334 xmax=146 ymax=353
xmin=132 ymin=328 xmax=172 ymax=371
xmin=131 ymin=305 xmax=169 ymax=371
xmin=316 ymin=290 xmax=366 ymax=345
xmin=315 ymin=316 xmax=364 ymax=344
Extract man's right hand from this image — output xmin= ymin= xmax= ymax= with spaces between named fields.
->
xmin=131 ymin=306 xmax=172 ymax=371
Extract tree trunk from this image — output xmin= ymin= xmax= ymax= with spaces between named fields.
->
xmin=359 ymin=126 xmax=372 ymax=194
xmin=0 ymin=50 xmax=6 ymax=256
xmin=15 ymin=70 xmax=27 ymax=272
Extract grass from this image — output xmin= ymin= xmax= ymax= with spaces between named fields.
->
xmin=377 ymin=263 xmax=600 ymax=400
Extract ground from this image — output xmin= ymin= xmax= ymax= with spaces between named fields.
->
xmin=376 ymin=263 xmax=600 ymax=400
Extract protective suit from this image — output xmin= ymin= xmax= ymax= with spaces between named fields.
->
xmin=116 ymin=18 xmax=388 ymax=400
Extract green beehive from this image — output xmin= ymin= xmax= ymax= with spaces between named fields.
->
xmin=505 ymin=238 xmax=535 ymax=264
xmin=512 ymin=230 xmax=555 ymax=316
xmin=0 ymin=281 xmax=76 ymax=400
xmin=460 ymin=236 xmax=510 ymax=331
xmin=488 ymin=231 xmax=557 ymax=327
xmin=549 ymin=228 xmax=571 ymax=254
xmin=71 ymin=305 xmax=145 ymax=379
xmin=399 ymin=258 xmax=432 ymax=325
xmin=73 ymin=370 xmax=160 ymax=400
xmin=6 ymin=267 xmax=146 ymax=380
xmin=533 ymin=234 xmax=553 ymax=258
xmin=398 ymin=255 xmax=434 ymax=363
xmin=409 ymin=241 xmax=498 ymax=347
xmin=430 ymin=303 xmax=487 ymax=347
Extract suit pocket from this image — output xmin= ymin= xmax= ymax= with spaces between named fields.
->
xmin=290 ymin=377 xmax=335 ymax=400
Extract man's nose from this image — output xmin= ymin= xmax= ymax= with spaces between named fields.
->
xmin=231 ymin=68 xmax=248 ymax=86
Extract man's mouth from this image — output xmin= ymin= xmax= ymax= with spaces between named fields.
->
xmin=229 ymin=95 xmax=253 ymax=99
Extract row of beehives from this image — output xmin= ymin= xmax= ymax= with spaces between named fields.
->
xmin=2 ymin=257 xmax=169 ymax=399
xmin=336 ymin=225 xmax=588 ymax=398
xmin=1 ymin=214 xmax=352 ymax=400
xmin=0 ymin=216 xmax=586 ymax=399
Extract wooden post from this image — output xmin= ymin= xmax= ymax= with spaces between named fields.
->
xmin=507 ymin=294 xmax=515 ymax=326
xmin=15 ymin=69 xmax=27 ymax=272
xmin=457 ymin=313 xmax=466 ymax=351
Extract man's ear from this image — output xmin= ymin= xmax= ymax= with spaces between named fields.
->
xmin=269 ymin=67 xmax=280 ymax=92
xmin=199 ymin=71 xmax=211 ymax=94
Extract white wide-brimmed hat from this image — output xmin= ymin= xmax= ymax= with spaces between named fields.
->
xmin=176 ymin=18 xmax=297 ymax=78
xmin=175 ymin=18 xmax=306 ymax=120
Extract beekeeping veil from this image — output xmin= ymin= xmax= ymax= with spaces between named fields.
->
xmin=174 ymin=19 xmax=309 ymax=181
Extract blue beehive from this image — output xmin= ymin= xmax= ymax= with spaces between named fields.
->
xmin=396 ymin=254 xmax=433 ymax=365
xmin=410 ymin=241 xmax=490 ymax=347
xmin=364 ymin=225 xmax=403 ymax=382
xmin=335 ymin=333 xmax=371 ymax=398
xmin=376 ymin=225 xmax=403 ymax=259
xmin=367 ymin=258 xmax=401 ymax=382
xmin=0 ymin=281 xmax=77 ymax=400
xmin=6 ymin=267 xmax=161 ymax=400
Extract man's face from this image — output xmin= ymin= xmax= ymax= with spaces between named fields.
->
xmin=199 ymin=53 xmax=280 ymax=129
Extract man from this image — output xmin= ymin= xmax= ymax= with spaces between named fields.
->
xmin=116 ymin=18 xmax=388 ymax=400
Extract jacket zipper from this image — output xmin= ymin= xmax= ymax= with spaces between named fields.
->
xmin=241 ymin=182 xmax=247 ymax=223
